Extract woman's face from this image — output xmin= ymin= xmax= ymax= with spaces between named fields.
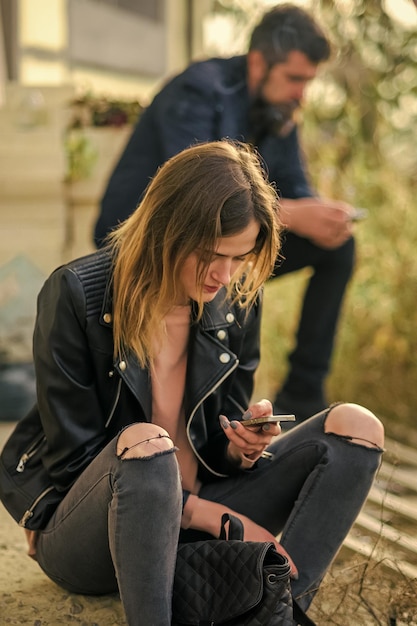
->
xmin=178 ymin=219 xmax=260 ymax=304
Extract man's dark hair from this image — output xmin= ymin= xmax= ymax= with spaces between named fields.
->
xmin=249 ymin=4 xmax=331 ymax=67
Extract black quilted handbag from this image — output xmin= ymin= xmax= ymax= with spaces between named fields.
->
xmin=172 ymin=513 xmax=315 ymax=625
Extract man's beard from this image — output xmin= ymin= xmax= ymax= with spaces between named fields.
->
xmin=249 ymin=96 xmax=298 ymax=144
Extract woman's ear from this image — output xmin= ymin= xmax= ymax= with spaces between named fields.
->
xmin=247 ymin=50 xmax=268 ymax=95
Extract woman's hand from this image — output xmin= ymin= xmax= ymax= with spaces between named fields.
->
xmin=237 ymin=513 xmax=298 ymax=578
xmin=184 ymin=496 xmax=298 ymax=579
xmin=220 ymin=398 xmax=280 ymax=467
xmin=24 ymin=529 xmax=38 ymax=559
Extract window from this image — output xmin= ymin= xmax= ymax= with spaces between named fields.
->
xmin=68 ymin=0 xmax=166 ymax=77
xmin=91 ymin=0 xmax=163 ymax=22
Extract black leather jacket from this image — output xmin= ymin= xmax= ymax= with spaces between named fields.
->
xmin=0 ymin=248 xmax=262 ymax=528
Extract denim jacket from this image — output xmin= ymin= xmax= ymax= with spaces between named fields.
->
xmin=95 ymin=55 xmax=312 ymax=245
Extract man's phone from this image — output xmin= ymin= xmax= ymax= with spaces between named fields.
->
xmin=240 ymin=414 xmax=296 ymax=427
xmin=350 ymin=208 xmax=368 ymax=222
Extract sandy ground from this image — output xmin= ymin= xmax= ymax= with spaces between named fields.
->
xmin=0 ymin=422 xmax=127 ymax=625
xmin=2 ymin=419 xmax=415 ymax=625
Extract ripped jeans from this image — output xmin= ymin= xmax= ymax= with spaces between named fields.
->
xmin=36 ymin=407 xmax=383 ymax=625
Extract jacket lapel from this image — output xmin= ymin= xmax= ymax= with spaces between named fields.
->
xmin=184 ymin=294 xmax=239 ymax=419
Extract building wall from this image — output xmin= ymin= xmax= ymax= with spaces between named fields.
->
xmin=13 ymin=0 xmax=211 ymax=101
xmin=0 ymin=0 xmax=213 ymax=367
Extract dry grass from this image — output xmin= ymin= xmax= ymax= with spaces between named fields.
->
xmin=253 ymin=162 xmax=417 ymax=623
xmin=254 ymin=142 xmax=417 ymax=435
xmin=310 ymin=552 xmax=417 ymax=625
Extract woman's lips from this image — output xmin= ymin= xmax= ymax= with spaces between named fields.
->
xmin=203 ymin=285 xmax=220 ymax=294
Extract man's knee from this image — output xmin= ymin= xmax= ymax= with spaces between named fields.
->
xmin=336 ymin=235 xmax=356 ymax=276
xmin=324 ymin=402 xmax=384 ymax=449
xmin=116 ymin=423 xmax=174 ymax=459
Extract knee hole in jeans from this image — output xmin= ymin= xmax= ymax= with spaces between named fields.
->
xmin=324 ymin=402 xmax=385 ymax=450
xmin=117 ymin=423 xmax=174 ymax=459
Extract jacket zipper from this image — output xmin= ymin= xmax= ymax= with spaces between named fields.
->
xmin=16 ymin=377 xmax=122 ymax=526
xmin=105 ymin=377 xmax=122 ymax=428
xmin=186 ymin=359 xmax=239 ymax=478
xmin=18 ymin=485 xmax=56 ymax=527
xmin=16 ymin=434 xmax=46 ymax=473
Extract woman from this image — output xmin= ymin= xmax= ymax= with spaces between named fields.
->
xmin=0 ymin=140 xmax=384 ymax=625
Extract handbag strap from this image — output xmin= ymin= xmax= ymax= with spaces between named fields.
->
xmin=219 ymin=513 xmax=244 ymax=540
xmin=219 ymin=514 xmax=317 ymax=626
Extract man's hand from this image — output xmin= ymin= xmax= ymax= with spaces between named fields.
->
xmin=280 ymin=197 xmax=356 ymax=249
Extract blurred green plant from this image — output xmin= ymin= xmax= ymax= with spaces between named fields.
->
xmin=64 ymin=131 xmax=98 ymax=183
xmin=212 ymin=0 xmax=417 ymax=432
xmin=67 ymin=93 xmax=143 ymax=130
xmin=64 ymin=93 xmax=143 ymax=183
xmin=289 ymin=0 xmax=417 ymax=431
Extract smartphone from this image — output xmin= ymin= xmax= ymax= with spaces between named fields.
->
xmin=240 ymin=414 xmax=296 ymax=427
xmin=350 ymin=208 xmax=368 ymax=222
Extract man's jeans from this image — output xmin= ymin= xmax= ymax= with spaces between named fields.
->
xmin=271 ymin=232 xmax=355 ymax=398
xmin=36 ymin=407 xmax=382 ymax=624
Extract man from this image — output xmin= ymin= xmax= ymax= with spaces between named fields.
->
xmin=94 ymin=4 xmax=357 ymax=422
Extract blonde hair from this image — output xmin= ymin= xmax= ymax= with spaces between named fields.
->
xmin=108 ymin=140 xmax=281 ymax=367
